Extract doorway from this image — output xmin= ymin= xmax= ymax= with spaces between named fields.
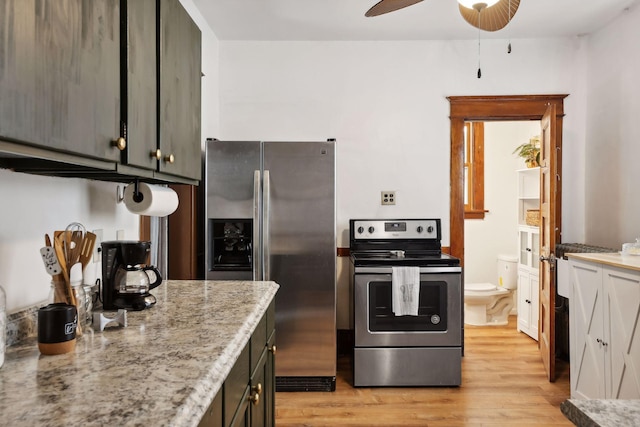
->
xmin=448 ymin=94 xmax=568 ymax=381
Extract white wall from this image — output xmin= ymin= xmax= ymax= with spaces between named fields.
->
xmin=218 ymin=37 xmax=588 ymax=328
xmin=464 ymin=121 xmax=540 ymax=285
xmin=0 ymin=0 xmax=220 ymax=313
xmin=0 ymin=171 xmax=139 ymax=311
xmin=584 ymin=4 xmax=640 ymax=248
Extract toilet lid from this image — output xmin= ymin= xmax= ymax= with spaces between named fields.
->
xmin=466 ymin=283 xmax=497 ymax=292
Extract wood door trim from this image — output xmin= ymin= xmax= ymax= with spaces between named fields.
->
xmin=448 ymin=94 xmax=567 ymax=384
xmin=448 ymin=94 xmax=567 ymax=264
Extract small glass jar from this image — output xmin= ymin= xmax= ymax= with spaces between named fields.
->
xmin=71 ymin=283 xmax=87 ymax=332
xmin=50 ymin=283 xmax=87 ymax=334
xmin=0 ymin=284 xmax=6 ymax=368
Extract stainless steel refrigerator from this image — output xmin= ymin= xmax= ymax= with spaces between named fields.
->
xmin=205 ymin=139 xmax=336 ymax=391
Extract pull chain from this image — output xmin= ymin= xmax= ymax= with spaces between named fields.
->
xmin=477 ymin=11 xmax=482 ymax=78
xmin=507 ymin=0 xmax=512 ymax=54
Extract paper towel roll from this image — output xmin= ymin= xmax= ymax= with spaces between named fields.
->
xmin=123 ymin=183 xmax=179 ymax=216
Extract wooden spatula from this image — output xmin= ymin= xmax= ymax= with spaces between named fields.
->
xmin=78 ymin=231 xmax=97 ymax=269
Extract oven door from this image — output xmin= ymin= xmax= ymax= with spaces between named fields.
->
xmin=354 ymin=267 xmax=461 ymax=347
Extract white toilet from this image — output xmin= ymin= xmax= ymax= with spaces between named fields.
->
xmin=464 ymin=254 xmax=518 ymax=326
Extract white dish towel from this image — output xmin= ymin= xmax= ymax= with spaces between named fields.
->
xmin=392 ymin=266 xmax=420 ymax=316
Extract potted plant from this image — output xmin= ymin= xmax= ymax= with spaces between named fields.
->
xmin=513 ymin=136 xmax=541 ymax=168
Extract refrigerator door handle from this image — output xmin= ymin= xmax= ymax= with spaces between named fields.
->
xmin=263 ymin=169 xmax=271 ymax=281
xmin=253 ymin=170 xmax=261 ymax=280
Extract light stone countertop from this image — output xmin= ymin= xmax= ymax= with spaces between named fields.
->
xmin=561 ymin=399 xmax=640 ymax=426
xmin=566 ymin=252 xmax=640 ymax=272
xmin=0 ymin=280 xmax=279 ymax=427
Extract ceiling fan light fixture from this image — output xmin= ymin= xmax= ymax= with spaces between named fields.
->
xmin=459 ymin=0 xmax=520 ymax=32
xmin=457 ymin=0 xmax=500 ymax=10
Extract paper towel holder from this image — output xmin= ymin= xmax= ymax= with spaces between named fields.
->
xmin=116 ymin=180 xmax=144 ymax=204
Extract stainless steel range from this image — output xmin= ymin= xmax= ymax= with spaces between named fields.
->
xmin=350 ymin=219 xmax=462 ymax=387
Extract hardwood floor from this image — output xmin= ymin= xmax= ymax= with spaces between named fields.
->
xmin=275 ymin=317 xmax=571 ymax=426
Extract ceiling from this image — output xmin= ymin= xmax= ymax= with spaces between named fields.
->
xmin=193 ymin=0 xmax=639 ymax=41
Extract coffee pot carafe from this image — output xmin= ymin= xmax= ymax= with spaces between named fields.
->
xmin=115 ymin=265 xmax=162 ymax=295
xmin=101 ymin=241 xmax=163 ymax=311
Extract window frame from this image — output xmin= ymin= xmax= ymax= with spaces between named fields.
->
xmin=464 ymin=121 xmax=487 ymax=219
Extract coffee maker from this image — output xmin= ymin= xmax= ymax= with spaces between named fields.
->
xmin=101 ymin=241 xmax=162 ymax=311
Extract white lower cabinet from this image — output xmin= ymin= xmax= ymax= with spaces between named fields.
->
xmin=517 ymin=226 xmax=539 ymax=341
xmin=569 ymin=258 xmax=640 ymax=399
xmin=517 ymin=268 xmax=539 ymax=340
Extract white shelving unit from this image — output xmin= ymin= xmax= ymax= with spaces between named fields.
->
xmin=517 ymin=167 xmax=540 ymax=226
xmin=516 ymin=167 xmax=540 ymax=340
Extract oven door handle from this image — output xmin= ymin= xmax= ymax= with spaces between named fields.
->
xmin=354 ymin=266 xmax=462 ymax=274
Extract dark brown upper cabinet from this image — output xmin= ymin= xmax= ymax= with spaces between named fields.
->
xmin=0 ymin=0 xmax=202 ymax=184
xmin=120 ymin=0 xmax=158 ymax=172
xmin=158 ymin=0 xmax=202 ymax=181
xmin=120 ymin=0 xmax=201 ymax=181
xmin=0 ymin=0 xmax=121 ymax=161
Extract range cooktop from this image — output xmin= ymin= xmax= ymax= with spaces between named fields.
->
xmin=349 ymin=219 xmax=459 ymax=267
xmin=350 ymin=250 xmax=460 ymax=267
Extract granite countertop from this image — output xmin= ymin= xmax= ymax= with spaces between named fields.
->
xmin=561 ymin=399 xmax=640 ymax=426
xmin=566 ymin=252 xmax=640 ymax=272
xmin=0 ymin=280 xmax=279 ymax=427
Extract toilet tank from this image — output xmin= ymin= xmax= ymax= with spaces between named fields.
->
xmin=497 ymin=254 xmax=518 ymax=290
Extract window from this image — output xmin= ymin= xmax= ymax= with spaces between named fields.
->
xmin=464 ymin=122 xmax=486 ymax=219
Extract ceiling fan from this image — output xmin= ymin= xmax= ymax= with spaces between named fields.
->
xmin=365 ymin=0 xmax=520 ymax=32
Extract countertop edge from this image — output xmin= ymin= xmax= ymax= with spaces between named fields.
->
xmin=566 ymin=252 xmax=640 ymax=272
xmin=174 ymin=283 xmax=279 ymax=427
xmin=561 ymin=399 xmax=640 ymax=427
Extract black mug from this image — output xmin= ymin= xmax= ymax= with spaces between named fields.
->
xmin=38 ymin=303 xmax=77 ymax=355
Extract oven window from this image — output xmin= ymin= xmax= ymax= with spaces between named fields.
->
xmin=368 ymin=280 xmax=448 ymax=332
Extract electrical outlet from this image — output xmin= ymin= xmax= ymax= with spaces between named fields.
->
xmin=93 ymin=229 xmax=103 ymax=263
xmin=381 ymin=191 xmax=396 ymax=205
xmin=116 ymin=229 xmax=125 ymax=240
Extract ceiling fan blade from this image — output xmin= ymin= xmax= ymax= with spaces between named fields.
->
xmin=365 ymin=0 xmax=424 ymax=17
xmin=458 ymin=0 xmax=520 ymax=32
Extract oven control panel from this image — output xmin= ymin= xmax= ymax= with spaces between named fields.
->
xmin=351 ymin=219 xmax=440 ymax=240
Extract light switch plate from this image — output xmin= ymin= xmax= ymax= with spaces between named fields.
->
xmin=381 ymin=191 xmax=396 ymax=205
xmin=116 ymin=230 xmax=125 ymax=240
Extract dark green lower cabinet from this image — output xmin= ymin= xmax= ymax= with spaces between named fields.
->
xmin=198 ymin=390 xmax=223 ymax=427
xmin=199 ymin=302 xmax=275 ymax=427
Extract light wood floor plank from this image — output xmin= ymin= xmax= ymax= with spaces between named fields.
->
xmin=275 ymin=316 xmax=571 ymax=426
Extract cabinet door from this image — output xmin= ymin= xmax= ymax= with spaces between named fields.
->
xmin=529 ymin=272 xmax=539 ymax=340
xmin=225 ymin=345 xmax=250 ymax=427
xmin=531 ymin=231 xmax=540 ymax=272
xmin=121 ymin=0 xmax=157 ymax=170
xmin=249 ymin=349 xmax=267 ymax=427
xmin=604 ymin=266 xmax=640 ymax=398
xmin=517 ymin=268 xmax=532 ymax=333
xmin=519 ymin=230 xmax=529 ymax=267
xmin=0 ymin=0 xmax=120 ymax=160
xmin=158 ymin=0 xmax=201 ymax=179
xmin=198 ymin=390 xmax=223 ymax=427
xmin=569 ymin=260 xmax=605 ymax=399
xmin=265 ymin=332 xmax=276 ymax=427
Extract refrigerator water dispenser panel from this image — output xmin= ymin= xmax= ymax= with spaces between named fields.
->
xmin=208 ymin=219 xmax=253 ymax=272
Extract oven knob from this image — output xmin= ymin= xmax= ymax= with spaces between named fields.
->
xmin=417 ymin=226 xmax=424 ymax=233
xmin=357 ymin=226 xmax=364 ymax=234
xmin=427 ymin=226 xmax=434 ymax=233
xmin=368 ymin=226 xmax=375 ymax=234
xmin=431 ymin=314 xmax=441 ymax=325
